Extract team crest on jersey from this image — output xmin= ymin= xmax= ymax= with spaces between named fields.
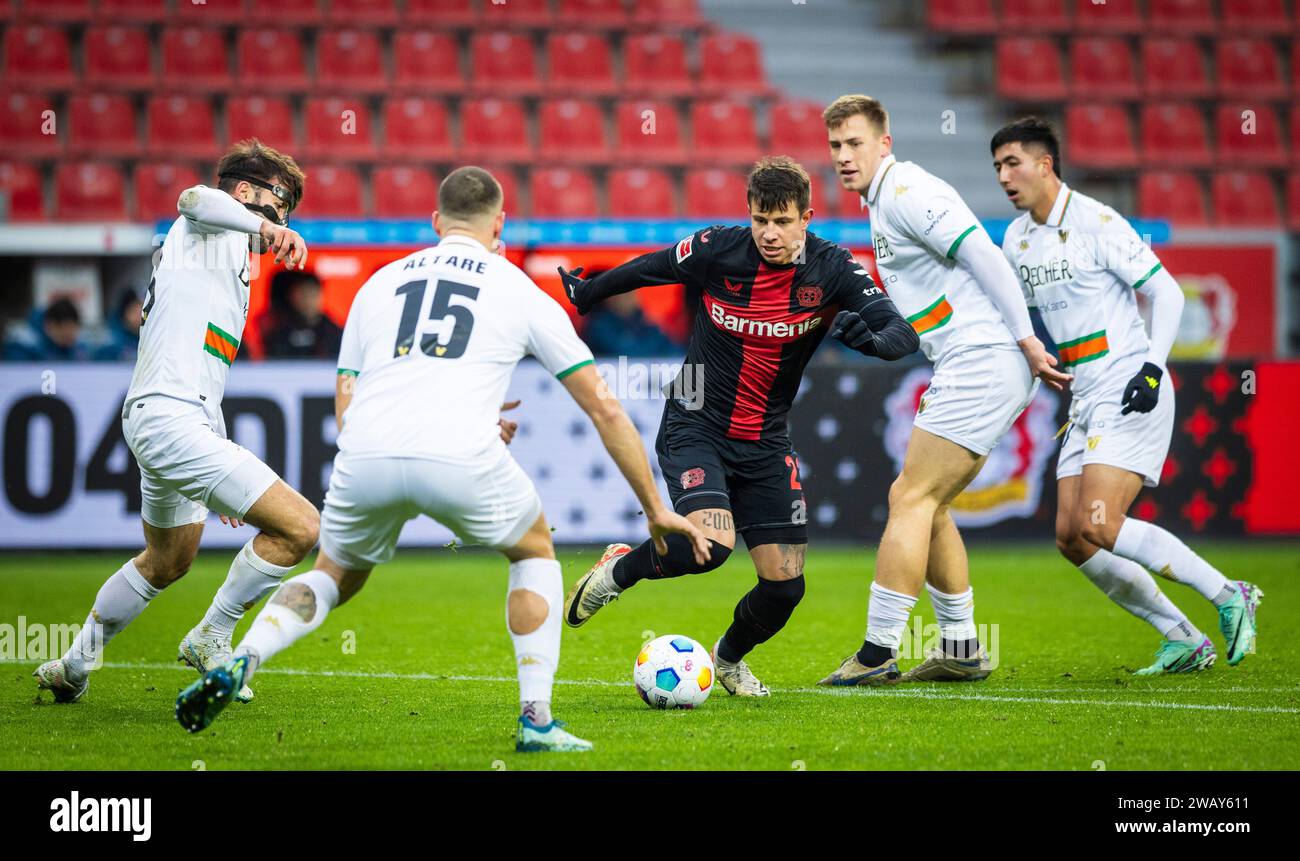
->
xmin=1087 ymin=435 xmax=1102 ymax=450
xmin=675 ymin=235 xmax=694 ymax=263
xmin=681 ymin=468 xmax=706 ymax=489
xmin=796 ymin=285 xmax=823 ymax=308
xmin=894 ymin=184 xmax=909 ymax=197
xmin=1019 ymin=240 xmax=1029 ymax=252
xmin=1058 ymin=230 xmax=1070 ymax=243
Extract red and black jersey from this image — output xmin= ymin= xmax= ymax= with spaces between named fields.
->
xmin=572 ymin=225 xmax=917 ymax=442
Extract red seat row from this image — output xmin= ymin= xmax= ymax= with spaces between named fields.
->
xmin=3 ymin=25 xmax=763 ymax=96
xmin=1064 ymin=103 xmax=1293 ymax=170
xmin=0 ymin=0 xmax=703 ymax=28
xmin=997 ymin=36 xmax=1295 ymax=102
xmin=932 ymin=0 xmax=1295 ymax=36
xmin=1137 ymin=170 xmax=1298 ymax=229
xmin=0 ymin=94 xmax=834 ymax=167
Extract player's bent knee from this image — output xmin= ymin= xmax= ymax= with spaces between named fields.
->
xmin=271 ymin=581 xmax=317 ymax=623
xmin=1079 ymin=518 xmax=1119 ymax=551
xmin=507 ymin=588 xmax=548 ymax=634
xmin=663 ymin=533 xmax=732 ymax=575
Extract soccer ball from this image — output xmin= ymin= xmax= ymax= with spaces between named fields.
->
xmin=633 ymin=635 xmax=714 ymax=709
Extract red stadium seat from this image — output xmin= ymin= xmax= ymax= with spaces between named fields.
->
xmin=371 ymin=165 xmax=440 ymax=218
xmin=227 ymin=96 xmax=297 ymax=153
xmin=3 ymin=24 xmax=75 ymax=90
xmin=630 ymin=0 xmax=703 ymax=28
xmin=0 ymin=92 xmax=59 ymax=158
xmin=55 ymin=161 xmax=126 ymax=221
xmin=316 ymin=29 xmax=388 ymax=94
xmin=1221 ymin=0 xmax=1291 ymax=35
xmin=237 ymin=29 xmax=310 ymax=92
xmin=161 ymin=28 xmax=233 ymax=92
xmin=1215 ymin=38 xmax=1287 ymax=100
xmin=134 ymin=163 xmax=202 ymax=222
xmin=1000 ymin=0 xmax=1070 ymax=33
xmin=174 ymin=0 xmax=244 ymax=24
xmin=84 ymin=26 xmax=154 ymax=91
xmin=460 ymin=98 xmax=533 ymax=164
xmin=95 ymin=0 xmax=168 ymax=24
xmin=1142 ymin=39 xmax=1211 ymax=98
xmin=470 ymin=32 xmax=541 ymax=96
xmin=146 ymin=94 xmax=217 ymax=159
xmin=1070 ymin=38 xmax=1139 ymax=100
xmin=624 ymin=34 xmax=693 ymax=96
xmin=616 ymin=99 xmax=686 ymax=165
xmin=1148 ymin=0 xmax=1217 ymax=35
xmin=393 ymin=32 xmax=465 ymax=95
xmin=926 ymin=0 xmax=997 ymax=35
xmin=690 ymin=100 xmax=760 ymax=166
xmin=1211 ymin=171 xmax=1281 ymax=227
xmin=1137 ymin=172 xmax=1208 ymax=228
xmin=69 ymin=93 xmax=138 ymax=157
xmin=294 ymin=164 xmax=362 ymax=218
xmin=1287 ymin=173 xmax=1300 ymax=232
xmin=481 ymin=0 xmax=550 ymax=28
xmin=403 ymin=0 xmax=477 ymax=26
xmin=246 ymin=0 xmax=323 ymax=25
xmin=684 ymin=168 xmax=747 ymax=217
xmin=608 ymin=168 xmax=677 ymax=217
xmin=1140 ymin=103 xmax=1212 ymax=168
xmin=996 ymin=38 xmax=1067 ymax=102
xmin=0 ymin=161 xmax=46 ymax=221
xmin=806 ymin=169 xmax=830 ymax=215
xmin=547 ymin=33 xmax=617 ymax=96
xmin=699 ymin=33 xmax=767 ymax=97
xmin=14 ymin=0 xmax=93 ymax=22
xmin=770 ymin=100 xmax=831 ymax=164
xmin=382 ymin=97 xmax=455 ymax=161
xmin=1065 ymin=104 xmax=1138 ymax=169
xmin=556 ymin=0 xmax=629 ymax=29
xmin=304 ymin=97 xmax=377 ymax=160
xmin=1294 ymin=41 xmax=1300 ymax=96
xmin=538 ymin=98 xmax=611 ymax=165
xmin=1073 ymin=0 xmax=1141 ymax=33
xmin=1215 ymin=103 xmax=1286 ymax=167
xmin=326 ymin=0 xmax=401 ymax=26
xmin=530 ymin=168 xmax=599 ymax=218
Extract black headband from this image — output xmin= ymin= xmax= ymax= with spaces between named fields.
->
xmin=220 ymin=172 xmax=296 ymax=217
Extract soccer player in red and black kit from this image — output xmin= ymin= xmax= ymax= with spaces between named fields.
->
xmin=559 ymin=157 xmax=919 ymax=696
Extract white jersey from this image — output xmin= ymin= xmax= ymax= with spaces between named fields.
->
xmin=336 ymin=234 xmax=594 ymax=463
xmin=1002 ymin=184 xmax=1164 ymax=398
xmin=124 ymin=189 xmax=252 ymax=428
xmin=865 ymin=154 xmax=1017 ymax=363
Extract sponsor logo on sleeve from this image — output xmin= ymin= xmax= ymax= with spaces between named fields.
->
xmin=675 ymin=235 xmax=694 ymax=263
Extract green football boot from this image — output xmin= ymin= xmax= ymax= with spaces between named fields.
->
xmin=1218 ymin=581 xmax=1264 ymax=666
xmin=1133 ymin=637 xmax=1216 ymax=676
xmin=175 ymin=654 xmax=252 ymax=734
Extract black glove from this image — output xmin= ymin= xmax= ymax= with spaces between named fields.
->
xmin=557 ymin=266 xmax=592 ymax=315
xmin=1120 ymin=362 xmax=1163 ymax=415
xmin=829 ymin=309 xmax=877 ymax=354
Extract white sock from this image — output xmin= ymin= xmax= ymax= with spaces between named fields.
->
xmin=1078 ymin=549 xmax=1200 ymax=641
xmin=926 ymin=583 xmax=977 ymax=643
xmin=63 ymin=559 xmax=160 ymax=680
xmin=865 ymin=581 xmax=918 ymax=651
xmin=234 ymin=570 xmax=339 ymax=681
xmin=1113 ymin=518 xmax=1236 ymax=606
xmin=508 ymin=558 xmax=562 ymax=715
xmin=199 ymin=539 xmax=294 ymax=640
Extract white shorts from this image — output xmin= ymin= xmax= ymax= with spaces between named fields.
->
xmin=320 ymin=450 xmax=544 ymax=569
xmin=1057 ymin=369 xmax=1175 ymax=488
xmin=123 ymin=398 xmax=280 ymax=529
xmin=913 ymin=346 xmax=1039 ymax=456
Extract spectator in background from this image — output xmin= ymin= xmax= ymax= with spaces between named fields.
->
xmin=259 ymin=269 xmax=343 ymax=359
xmin=93 ymin=288 xmax=143 ymax=362
xmin=3 ymin=297 xmax=91 ymax=361
xmin=582 ymin=290 xmax=681 ymax=357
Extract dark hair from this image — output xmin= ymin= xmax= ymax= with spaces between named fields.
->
xmin=990 ymin=117 xmax=1062 ymax=178
xmin=438 ymin=166 xmax=503 ymax=222
xmin=270 ymin=269 xmax=322 ymax=312
xmin=822 ymin=94 xmax=890 ymax=137
xmin=747 ymin=156 xmax=811 ymax=214
xmin=44 ymin=297 xmax=80 ymax=326
xmin=216 ymin=138 xmax=306 ymax=210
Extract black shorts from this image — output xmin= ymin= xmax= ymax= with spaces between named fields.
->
xmin=654 ymin=404 xmax=807 ymax=547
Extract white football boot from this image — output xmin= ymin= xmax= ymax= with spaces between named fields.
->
xmin=563 ymin=543 xmax=630 ymax=627
xmin=711 ymin=639 xmax=771 ymax=697
xmin=178 ymin=625 xmax=254 ymax=703
xmin=34 ymin=659 xmax=88 ymax=703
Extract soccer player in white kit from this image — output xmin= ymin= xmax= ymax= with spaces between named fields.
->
xmin=817 ymin=96 xmax=1073 ymax=686
xmin=992 ymin=118 xmax=1262 ymax=674
xmin=35 ymin=140 xmax=321 ymax=704
xmin=174 ymin=167 xmax=710 ymax=752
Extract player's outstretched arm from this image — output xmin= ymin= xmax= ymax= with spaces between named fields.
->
xmin=559 ymin=365 xmax=711 ymax=565
xmin=177 ymin=185 xmax=308 ymax=269
xmin=559 ymin=228 xmax=713 ymax=315
xmin=829 ymin=260 xmax=920 ymax=360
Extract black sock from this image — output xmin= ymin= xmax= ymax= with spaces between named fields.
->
xmin=611 ymin=535 xmax=731 ymax=589
xmin=942 ymin=637 xmax=980 ymax=659
xmin=717 ymin=576 xmax=805 ymax=663
xmin=856 ymin=640 xmax=896 ymax=668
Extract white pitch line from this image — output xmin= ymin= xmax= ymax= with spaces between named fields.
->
xmin=15 ymin=660 xmax=1297 ymax=716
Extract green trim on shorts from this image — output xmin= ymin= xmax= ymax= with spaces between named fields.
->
xmin=337 ymin=368 xmax=360 ymax=376
xmin=556 ymin=359 xmax=594 ymax=380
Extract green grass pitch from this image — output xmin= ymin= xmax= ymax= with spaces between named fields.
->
xmin=2 ymin=542 xmax=1297 ymax=770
